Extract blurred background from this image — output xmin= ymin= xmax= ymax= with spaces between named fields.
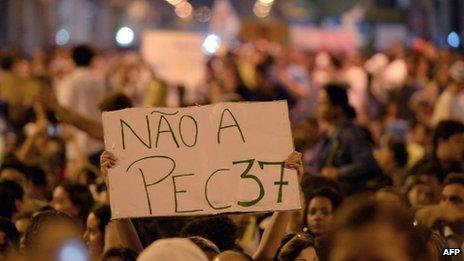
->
xmin=0 ymin=0 xmax=463 ymax=52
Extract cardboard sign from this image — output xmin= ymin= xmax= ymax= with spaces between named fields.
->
xmin=102 ymin=101 xmax=300 ymax=218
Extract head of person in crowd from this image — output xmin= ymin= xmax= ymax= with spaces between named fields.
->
xmin=448 ymin=60 xmax=464 ymax=92
xmin=316 ymin=83 xmax=356 ymax=124
xmin=0 ymin=180 xmax=24 ymax=220
xmin=0 ymin=55 xmax=15 ymax=72
xmin=83 ymin=204 xmax=111 ymax=260
xmin=189 ymin=236 xmax=220 ymax=260
xmin=409 ymin=120 xmax=432 ymax=148
xmin=320 ymin=198 xmax=432 ymax=261
xmin=293 ymin=117 xmax=319 ymax=152
xmin=76 ymin=165 xmax=97 ymax=186
xmin=98 ymin=92 xmax=132 ymax=112
xmin=303 ymin=187 xmax=343 ymax=236
xmin=72 ymin=45 xmax=95 ymax=68
xmin=101 ymin=247 xmax=138 ymax=261
xmin=24 ymin=210 xmax=85 ymax=261
xmin=213 ymin=250 xmax=254 ymax=261
xmin=52 ymin=182 xmax=95 ymax=225
xmin=375 ymin=138 xmax=409 ymax=185
xmin=275 ymin=232 xmax=318 ymax=261
xmin=24 ymin=165 xmax=49 ymax=201
xmin=433 ymin=120 xmax=464 ymax=160
xmin=138 ymin=238 xmax=208 ymax=261
xmin=432 ymin=120 xmax=464 ymax=179
xmin=0 ymin=217 xmax=19 ymax=260
xmin=181 ymin=216 xmax=238 ymax=252
xmin=440 ymin=173 xmax=464 ymax=209
xmin=0 ymin=162 xmax=28 ymax=189
xmin=403 ymin=174 xmax=438 ymax=208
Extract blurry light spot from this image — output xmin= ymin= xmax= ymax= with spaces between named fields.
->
xmin=55 ymin=29 xmax=70 ymax=46
xmin=447 ymin=32 xmax=460 ymax=48
xmin=116 ymin=27 xmax=135 ymax=46
xmin=175 ymin=1 xmax=193 ymax=19
xmin=258 ymin=0 xmax=274 ymax=6
xmin=253 ymin=2 xmax=271 ymax=18
xmin=202 ymin=34 xmax=221 ymax=55
xmin=166 ymin=0 xmax=183 ymax=5
xmin=58 ymin=239 xmax=88 ymax=261
xmin=195 ymin=6 xmax=212 ymax=23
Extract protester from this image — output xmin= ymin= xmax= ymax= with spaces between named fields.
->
xmin=1 ymin=36 xmax=464 ymax=261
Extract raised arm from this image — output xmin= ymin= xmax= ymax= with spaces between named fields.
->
xmin=253 ymin=152 xmax=304 ymax=261
xmin=100 ymin=151 xmax=144 ymax=253
xmin=39 ymin=90 xmax=104 ymax=140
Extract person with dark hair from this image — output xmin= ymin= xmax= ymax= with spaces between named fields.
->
xmin=84 ymin=204 xmax=111 ymax=260
xmin=72 ymin=45 xmax=95 ymax=67
xmin=23 ymin=165 xmax=48 ymax=201
xmin=303 ymin=187 xmax=343 ymax=237
xmin=0 ymin=217 xmax=20 ymax=260
xmin=181 ymin=216 xmax=238 ymax=252
xmin=0 ymin=55 xmax=15 ymax=71
xmin=57 ymin=44 xmax=106 ymax=166
xmin=402 ymin=174 xmax=438 ymax=208
xmin=274 ymin=232 xmax=317 ymax=261
xmin=98 ymin=92 xmax=133 ymax=112
xmin=0 ymin=180 xmax=24 ymax=220
xmin=310 ymin=83 xmax=383 ymax=194
xmin=375 ymin=138 xmax=409 ymax=186
xmin=101 ymin=247 xmax=138 ymax=261
xmin=24 ymin=210 xmax=83 ymax=261
xmin=51 ymin=182 xmax=95 ymax=225
xmin=409 ymin=120 xmax=464 ymax=182
xmin=321 ymin=198 xmax=432 ymax=261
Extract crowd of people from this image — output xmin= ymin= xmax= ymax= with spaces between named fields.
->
xmin=0 ymin=38 xmax=463 ymax=261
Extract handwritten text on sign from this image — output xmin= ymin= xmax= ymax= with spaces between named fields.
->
xmin=102 ymin=101 xmax=300 ymax=218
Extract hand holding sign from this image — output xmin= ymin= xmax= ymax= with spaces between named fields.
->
xmin=102 ymin=101 xmax=300 ymax=218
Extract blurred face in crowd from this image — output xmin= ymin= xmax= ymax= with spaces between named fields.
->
xmin=407 ymin=184 xmax=435 ymax=207
xmin=439 ymin=133 xmax=464 ymax=162
xmin=52 ymin=186 xmax=79 ymax=217
xmin=306 ymin=196 xmax=333 ymax=236
xmin=411 ymin=124 xmax=430 ymax=146
xmin=316 ymin=91 xmax=338 ymax=123
xmin=296 ymin=247 xmax=318 ymax=261
xmin=83 ymin=213 xmax=104 ymax=259
xmin=329 ymin=221 xmax=410 ymax=261
xmin=440 ymin=183 xmax=464 ymax=209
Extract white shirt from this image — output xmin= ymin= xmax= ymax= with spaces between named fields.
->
xmin=58 ymin=67 xmax=106 ymax=157
xmin=432 ymin=89 xmax=464 ymax=126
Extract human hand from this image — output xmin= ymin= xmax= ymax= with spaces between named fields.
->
xmin=284 ymin=151 xmax=304 ymax=183
xmin=100 ymin=150 xmax=117 ymax=187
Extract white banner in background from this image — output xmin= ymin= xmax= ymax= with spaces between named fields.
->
xmin=141 ymin=30 xmax=205 ymax=89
